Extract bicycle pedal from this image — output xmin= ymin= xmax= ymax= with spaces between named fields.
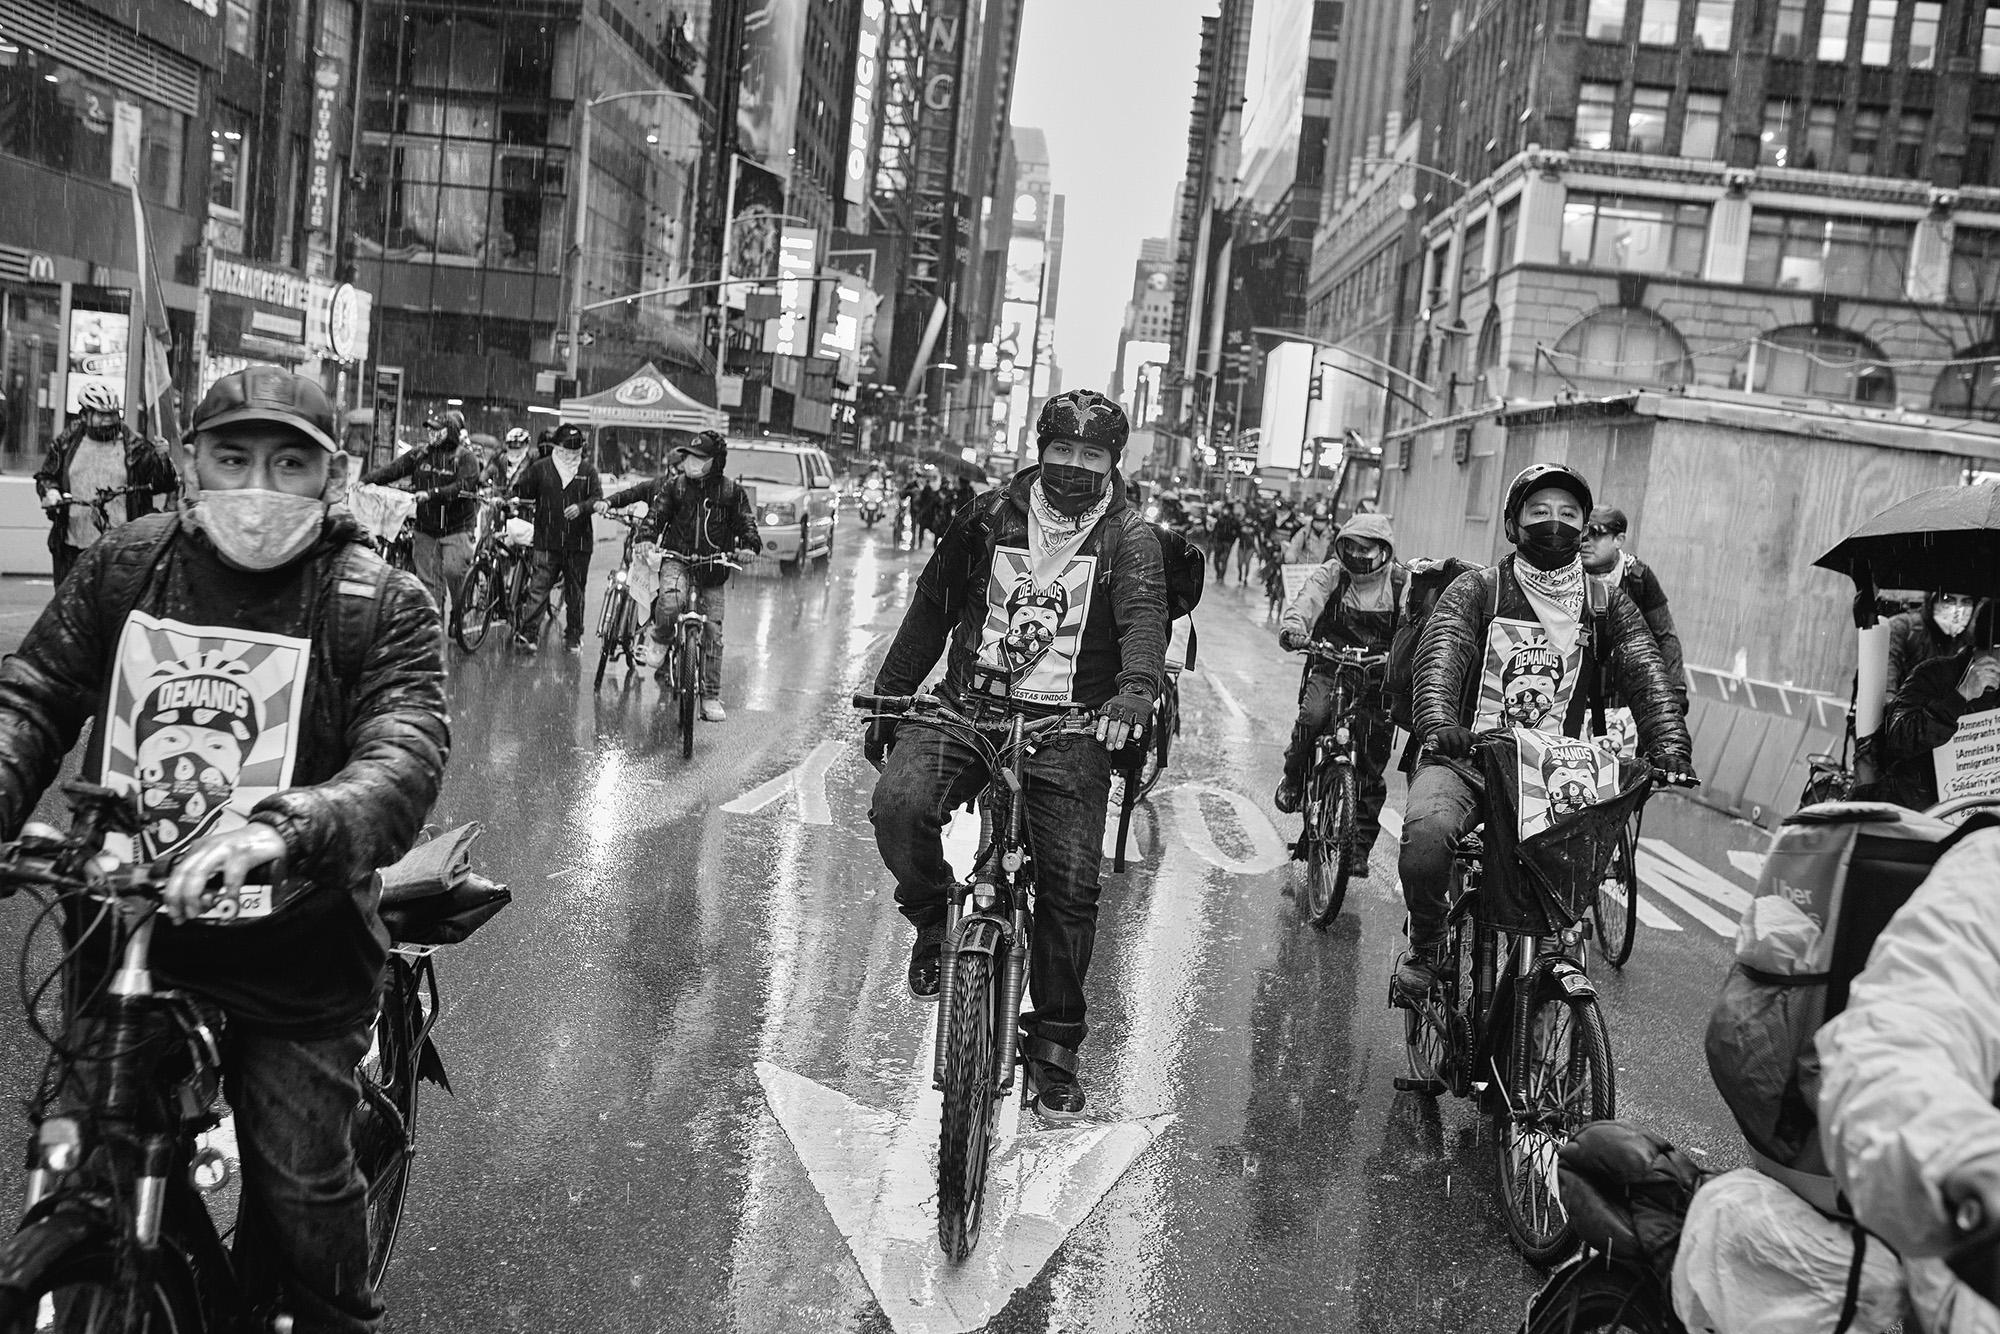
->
xmin=1392 ymin=1076 xmax=1447 ymax=1095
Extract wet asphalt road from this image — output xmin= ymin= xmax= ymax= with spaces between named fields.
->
xmin=0 ymin=519 xmax=1774 ymax=1333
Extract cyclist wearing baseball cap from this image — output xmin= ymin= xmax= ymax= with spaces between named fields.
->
xmin=0 ymin=365 xmax=448 ymax=1332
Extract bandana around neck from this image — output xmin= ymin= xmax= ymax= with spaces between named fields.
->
xmin=1026 ymin=479 xmax=1111 ymax=591
xmin=1514 ymin=556 xmax=1586 ymax=659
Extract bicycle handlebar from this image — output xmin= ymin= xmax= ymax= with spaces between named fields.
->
xmin=852 ymin=693 xmax=1094 ymax=734
xmin=658 ymin=550 xmax=745 ymax=572
xmin=1300 ymin=642 xmax=1386 ymax=667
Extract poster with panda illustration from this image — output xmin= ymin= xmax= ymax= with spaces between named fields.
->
xmin=1474 ymin=618 xmax=1582 ymax=735
xmin=1514 ymin=728 xmax=1619 ymax=840
xmin=975 ymin=546 xmax=1097 ymax=706
xmin=100 ymin=612 xmax=310 ymax=861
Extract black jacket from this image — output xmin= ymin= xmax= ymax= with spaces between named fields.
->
xmin=34 ymin=424 xmax=179 ymax=554
xmin=1880 ymin=646 xmax=2000 ymax=808
xmin=1601 ymin=555 xmax=1688 ymax=713
xmin=1412 ymin=556 xmax=1691 ymax=763
xmin=0 ymin=512 xmax=449 ymax=1035
xmin=362 ymin=439 xmax=483 ymax=536
xmin=510 ymin=455 xmax=602 ymax=552
xmin=875 ymin=468 xmax=1169 ymax=711
xmin=603 ymin=470 xmax=760 ymax=582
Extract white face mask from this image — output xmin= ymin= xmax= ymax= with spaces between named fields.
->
xmin=1935 ymin=603 xmax=1975 ymax=637
xmin=553 ymin=447 xmax=582 ymax=469
xmin=190 ymin=489 xmax=325 ymax=571
xmin=681 ymin=455 xmax=712 ymax=479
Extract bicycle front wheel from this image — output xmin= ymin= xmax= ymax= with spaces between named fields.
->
xmin=454 ymin=557 xmax=497 ymax=652
xmin=937 ymin=948 xmax=997 ymax=1261
xmin=1493 ymin=993 xmax=1616 ymax=1266
xmin=355 ymin=956 xmax=424 ymax=1287
xmin=0 ymin=1226 xmax=204 ymax=1334
xmin=1592 ymin=822 xmax=1640 ymax=968
xmin=595 ymin=596 xmax=628 ymax=691
xmin=1521 ymin=1255 xmax=1680 ymax=1334
xmin=677 ymin=624 xmax=700 ymax=759
xmin=1304 ymin=763 xmax=1357 ymax=929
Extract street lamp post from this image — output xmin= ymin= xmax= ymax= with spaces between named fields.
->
xmin=568 ymin=88 xmax=697 ymax=390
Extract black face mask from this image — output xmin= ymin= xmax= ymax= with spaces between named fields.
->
xmin=1517 ymin=520 xmax=1583 ymax=571
xmin=83 ymin=417 xmax=120 ymax=442
xmin=1040 ymin=462 xmax=1108 ymax=517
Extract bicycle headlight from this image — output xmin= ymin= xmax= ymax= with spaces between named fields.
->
xmin=612 ymin=569 xmax=628 ymax=586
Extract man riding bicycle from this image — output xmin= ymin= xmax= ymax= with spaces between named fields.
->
xmin=1274 ymin=512 xmax=1402 ymax=879
xmin=1394 ymin=463 xmax=1694 ymax=1002
xmin=0 ymin=366 xmax=448 ymax=1333
xmin=597 ymin=429 xmax=760 ymax=721
xmin=35 ymin=382 xmax=179 ymax=585
xmin=360 ymin=408 xmax=482 ymax=635
xmin=1581 ymin=504 xmax=1689 ymax=715
xmin=865 ymin=389 xmax=1168 ymax=1120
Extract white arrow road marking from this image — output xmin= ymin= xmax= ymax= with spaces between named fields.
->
xmin=1727 ymin=849 xmax=1766 ymax=883
xmin=1167 ymin=783 xmax=1291 ymax=876
xmin=720 ymin=738 xmax=843 ymax=825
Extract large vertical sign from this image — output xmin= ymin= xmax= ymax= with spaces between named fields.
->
xmin=738 ymin=0 xmax=808 ymax=179
xmin=846 ymin=0 xmax=884 ymax=215
xmin=773 ymin=226 xmax=816 ymax=358
xmin=725 ymin=159 xmax=789 ymax=310
xmin=305 ymin=57 xmax=344 ymax=235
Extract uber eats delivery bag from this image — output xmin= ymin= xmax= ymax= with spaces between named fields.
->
xmin=1703 ymin=801 xmax=1970 ymax=1216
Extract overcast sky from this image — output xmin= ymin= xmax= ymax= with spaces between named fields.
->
xmin=1010 ymin=1 xmax=1209 ymax=394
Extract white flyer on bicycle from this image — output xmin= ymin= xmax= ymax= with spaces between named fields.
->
xmin=1513 ymin=727 xmax=1619 ymax=841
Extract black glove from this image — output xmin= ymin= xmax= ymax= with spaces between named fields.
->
xmin=864 ymin=717 xmax=898 ymax=771
xmin=1650 ymin=752 xmax=1699 ymax=787
xmin=1096 ymin=693 xmax=1153 ymax=751
xmin=1427 ymin=726 xmax=1475 ymax=760
xmin=1277 ymin=628 xmax=1305 ymax=652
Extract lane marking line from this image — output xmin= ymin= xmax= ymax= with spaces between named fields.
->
xmin=1637 ymin=839 xmax=1752 ymax=914
xmin=719 ymin=738 xmax=842 ymax=825
xmin=1200 ymin=671 xmax=1248 ymax=723
xmin=1634 ymin=852 xmax=1739 ymax=937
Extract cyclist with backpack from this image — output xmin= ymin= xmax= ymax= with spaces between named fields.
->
xmin=1582 ymin=505 xmax=1689 ymax=715
xmin=1392 ymin=463 xmax=1695 ymax=1002
xmin=1273 ymin=513 xmax=1402 ymax=878
xmin=0 ymin=366 xmax=449 ymax=1333
xmin=864 ymin=389 xmax=1169 ymax=1120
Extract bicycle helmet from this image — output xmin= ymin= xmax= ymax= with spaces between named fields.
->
xmin=1502 ymin=462 xmax=1593 ymax=543
xmin=76 ymin=382 xmax=121 ymax=415
xmin=1035 ymin=389 xmax=1129 ymax=454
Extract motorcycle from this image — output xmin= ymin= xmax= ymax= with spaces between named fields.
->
xmin=860 ymin=484 xmax=885 ymax=528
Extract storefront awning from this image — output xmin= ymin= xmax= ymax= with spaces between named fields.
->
xmin=558 ymin=363 xmax=725 ymax=433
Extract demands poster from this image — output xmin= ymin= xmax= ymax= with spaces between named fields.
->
xmin=1514 ymin=728 xmax=1619 ymax=841
xmin=1935 ymin=706 xmax=2000 ymax=804
xmin=100 ymin=612 xmax=311 ymax=861
xmin=975 ymin=547 xmax=1097 ymax=706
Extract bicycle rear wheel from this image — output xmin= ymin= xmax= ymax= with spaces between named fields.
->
xmin=1304 ymin=762 xmax=1357 ymax=929
xmin=1494 ymin=992 xmax=1616 ymax=1266
xmin=677 ymin=623 xmax=700 ymax=759
xmin=1591 ymin=821 xmax=1640 ymax=968
xmin=355 ymin=956 xmax=424 ymax=1287
xmin=937 ymin=948 xmax=996 ymax=1261
xmin=1521 ymin=1255 xmax=1681 ymax=1334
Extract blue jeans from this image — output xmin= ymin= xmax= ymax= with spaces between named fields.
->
xmin=1396 ymin=762 xmax=1482 ymax=950
xmin=869 ymin=718 xmax=1115 ymax=1054
xmin=225 ymin=1022 xmax=382 ymax=1334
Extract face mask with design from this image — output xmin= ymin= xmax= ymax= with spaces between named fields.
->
xmin=1935 ymin=601 xmax=1975 ymax=637
xmin=1039 ymin=462 xmax=1108 ymax=517
xmin=190 ymin=489 xmax=325 ymax=571
xmin=1517 ymin=519 xmax=1583 ymax=571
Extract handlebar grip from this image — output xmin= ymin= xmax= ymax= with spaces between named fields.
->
xmin=851 ymin=693 xmax=912 ymax=714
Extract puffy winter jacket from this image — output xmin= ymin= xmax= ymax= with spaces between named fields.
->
xmin=1411 ymin=555 xmax=1691 ymax=761
xmin=1818 ymin=829 xmax=2000 ymax=1334
xmin=0 ymin=511 xmax=449 ymax=1035
xmin=875 ymin=467 xmax=1169 ymax=711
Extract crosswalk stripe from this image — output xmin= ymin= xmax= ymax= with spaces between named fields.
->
xmin=1634 ymin=852 xmax=1739 ymax=937
xmin=1597 ymin=881 xmax=1683 ymax=932
xmin=1638 ymin=839 xmax=1752 ymax=914
xmin=1727 ymin=849 xmax=1766 ymax=883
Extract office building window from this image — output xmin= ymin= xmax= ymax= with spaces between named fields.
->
xmin=1761 ymin=99 xmax=1795 ymax=167
xmin=1892 ymin=112 xmax=1928 ymax=178
xmin=225 ymin=0 xmax=259 ymax=56
xmin=1860 ymin=0 xmax=1894 ymax=62
xmin=1969 ymin=119 xmax=1999 ymax=187
xmin=1774 ymin=0 xmax=1808 ymax=54
xmin=1820 ymin=0 xmax=1854 ymax=57
xmin=1553 ymin=306 xmax=1693 ymax=385
xmin=208 ymin=104 xmax=250 ymax=213
xmin=1587 ymin=0 xmax=1626 ymax=39
xmin=1985 ymin=6 xmax=2000 ymax=73
xmin=1682 ymin=92 xmax=1723 ymax=158
xmin=1693 ymin=0 xmax=1734 ymax=47
xmin=1639 ymin=0 xmax=1679 ymax=42
xmin=0 ymin=38 xmax=188 ymax=208
xmin=1495 ymin=197 xmax=1521 ymax=271
xmin=1459 ymin=219 xmax=1488 ymax=293
xmin=1576 ymin=82 xmax=1618 ymax=150
xmin=1745 ymin=211 xmax=1911 ymax=298
xmin=1949 ymin=227 xmax=2000 ymax=306
xmin=1849 ymin=108 xmax=1883 ymax=174
xmin=1932 ymin=343 xmax=2000 ymax=420
xmin=1561 ymin=193 xmax=1710 ymax=275
xmin=1909 ymin=1 xmax=1941 ymax=67
xmin=1630 ymin=86 xmax=1671 ymax=152
xmin=1742 ymin=326 xmax=1894 ymax=402
xmin=1803 ymin=104 xmax=1838 ymax=169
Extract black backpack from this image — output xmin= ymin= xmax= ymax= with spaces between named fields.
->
xmin=1385 ymin=557 xmax=1482 ymax=730
xmin=1149 ymin=521 xmax=1205 ymax=620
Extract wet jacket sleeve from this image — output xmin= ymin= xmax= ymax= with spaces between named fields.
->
xmin=1281 ymin=563 xmax=1340 ymax=643
xmin=0 ymin=539 xmax=114 ymax=836
xmin=509 ymin=461 xmax=541 ymax=503
xmin=1629 ymin=564 xmax=1687 ymax=708
xmin=1411 ymin=568 xmax=1491 ymax=742
xmin=32 ymin=437 xmax=64 ymax=502
xmin=1818 ymin=829 xmax=2000 ymax=1259
xmin=728 ymin=482 xmax=760 ymax=552
xmin=1605 ymin=586 xmax=1691 ymax=761
xmin=874 ymin=509 xmax=979 ymax=696
xmin=362 ymin=449 xmax=421 ymax=487
xmin=249 ymin=568 xmax=450 ymax=890
xmin=603 ymin=478 xmax=653 ymax=509
xmin=1882 ymin=655 xmax=1978 ymax=760
xmin=1109 ymin=516 xmax=1169 ymax=703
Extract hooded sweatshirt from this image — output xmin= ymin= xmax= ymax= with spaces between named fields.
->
xmin=1280 ymin=512 xmax=1402 ymax=655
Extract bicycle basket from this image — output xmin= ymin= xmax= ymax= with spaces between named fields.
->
xmin=1475 ymin=735 xmax=1652 ymax=935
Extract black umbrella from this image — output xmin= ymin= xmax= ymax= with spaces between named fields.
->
xmin=1814 ymin=481 xmax=2000 ymax=600
xmin=919 ymin=448 xmax=987 ymax=481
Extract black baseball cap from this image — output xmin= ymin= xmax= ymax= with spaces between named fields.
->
xmin=185 ymin=366 xmax=339 ymax=453
xmin=1587 ymin=506 xmax=1629 ymax=535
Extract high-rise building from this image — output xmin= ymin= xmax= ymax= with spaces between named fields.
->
xmin=1116 ymin=238 xmax=1174 ymax=418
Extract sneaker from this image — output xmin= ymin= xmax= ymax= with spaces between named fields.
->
xmin=908 ymin=924 xmax=945 ymax=998
xmin=1391 ymin=944 xmax=1456 ymax=1008
xmin=700 ymin=698 xmax=727 ymax=723
xmin=1273 ymin=779 xmax=1303 ymax=814
xmin=1020 ymin=1038 xmax=1086 ymax=1121
xmin=563 ymin=636 xmax=582 ymax=653
xmin=512 ymin=632 xmax=537 ymax=653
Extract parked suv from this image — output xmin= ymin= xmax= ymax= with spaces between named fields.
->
xmin=731 ymin=441 xmax=838 ymax=570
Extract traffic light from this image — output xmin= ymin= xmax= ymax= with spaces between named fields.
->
xmin=1307 ymin=372 xmax=1324 ymax=402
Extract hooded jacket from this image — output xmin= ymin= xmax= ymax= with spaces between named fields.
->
xmin=1280 ymin=512 xmax=1403 ymax=655
xmin=0 ymin=510 xmax=449 ymax=1035
xmin=1411 ymin=555 xmax=1691 ymax=761
xmin=362 ymin=437 xmax=483 ymax=537
xmin=33 ymin=423 xmax=179 ymax=554
xmin=1818 ymin=829 xmax=2000 ymax=1334
xmin=1887 ymin=594 xmax=1984 ymax=701
xmin=874 ymin=467 xmax=1169 ymax=711
xmin=603 ymin=467 xmax=760 ymax=584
